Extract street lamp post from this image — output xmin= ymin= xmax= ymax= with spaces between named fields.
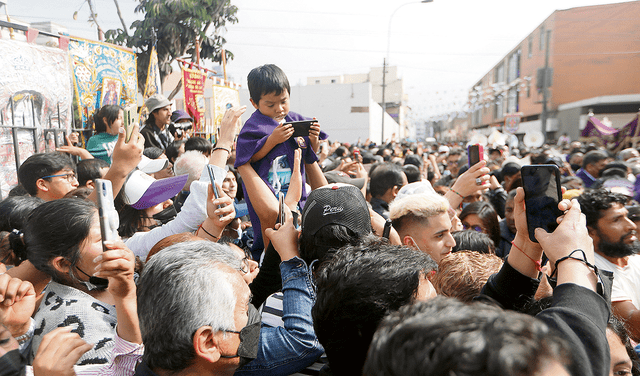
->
xmin=382 ymin=0 xmax=433 ymax=145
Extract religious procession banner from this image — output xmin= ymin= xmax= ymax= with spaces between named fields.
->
xmin=580 ymin=116 xmax=619 ymax=146
xmin=144 ymin=45 xmax=162 ymax=99
xmin=182 ymin=66 xmax=206 ymax=132
xmin=68 ymin=37 xmax=137 ymax=129
xmin=212 ymin=84 xmax=240 ymax=136
xmin=0 ymin=39 xmax=73 ymax=198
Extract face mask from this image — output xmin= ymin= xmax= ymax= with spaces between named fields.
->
xmin=75 ymin=266 xmax=109 ymax=291
xmin=147 ymin=205 xmax=178 ymax=230
xmin=221 ymin=303 xmax=261 ymax=368
xmin=0 ymin=349 xmax=26 ymax=376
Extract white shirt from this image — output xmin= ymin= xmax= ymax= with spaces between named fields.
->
xmin=594 ymin=253 xmax=640 ymax=307
xmin=125 ymin=164 xmax=226 ymax=261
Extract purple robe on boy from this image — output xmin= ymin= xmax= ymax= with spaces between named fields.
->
xmin=235 ymin=109 xmax=328 ymax=251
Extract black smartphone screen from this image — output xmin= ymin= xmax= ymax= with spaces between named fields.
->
xmin=522 ymin=165 xmax=563 ymax=243
xmin=468 ymin=145 xmax=482 ymax=166
xmin=284 ymin=120 xmax=317 ymax=137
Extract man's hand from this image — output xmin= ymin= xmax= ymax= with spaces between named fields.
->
xmin=450 ymin=160 xmax=490 ymax=197
xmin=32 ymin=326 xmax=93 ymax=376
xmin=206 ymin=182 xmax=236 ymax=227
xmin=110 ymin=123 xmax=145 ymax=176
xmin=217 ymin=106 xmax=247 ymax=150
xmin=93 ymin=241 xmax=136 ymax=299
xmin=264 ymin=205 xmax=300 ymax=261
xmin=0 ymin=274 xmax=36 ymax=337
xmin=68 ymin=132 xmax=79 ymax=145
xmin=535 ymin=199 xmax=594 ymax=265
xmin=56 ymin=135 xmax=94 ymax=159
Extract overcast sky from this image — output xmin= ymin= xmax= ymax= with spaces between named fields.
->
xmin=9 ymin=0 xmax=635 ymax=122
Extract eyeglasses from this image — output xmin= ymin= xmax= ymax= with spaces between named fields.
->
xmin=240 ymin=249 xmax=253 ymax=274
xmin=41 ymin=172 xmax=77 ymax=182
xmin=462 ymin=224 xmax=483 ymax=232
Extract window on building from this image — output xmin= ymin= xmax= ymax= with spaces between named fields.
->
xmin=494 ymin=64 xmax=504 ymax=84
xmin=507 ymin=88 xmax=518 ymax=114
xmin=315 ymin=80 xmax=320 ymax=84
xmin=539 ymin=26 xmax=545 ymax=51
xmin=494 ymin=96 xmax=504 ymax=119
xmin=331 ymin=79 xmax=336 ymax=83
xmin=526 ymin=81 xmax=531 ymax=98
xmin=528 ymin=37 xmax=533 ymax=58
xmin=507 ymin=50 xmax=520 ymax=83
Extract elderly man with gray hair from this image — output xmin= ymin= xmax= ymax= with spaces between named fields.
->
xmin=135 ymin=214 xmax=321 ymax=376
xmin=135 ymin=240 xmax=253 ymax=376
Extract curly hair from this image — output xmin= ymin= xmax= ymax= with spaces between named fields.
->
xmin=577 ymin=188 xmax=629 ymax=228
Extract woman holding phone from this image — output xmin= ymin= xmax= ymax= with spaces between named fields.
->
xmin=6 ymin=198 xmax=138 ymax=366
xmin=86 ymin=105 xmax=124 ymax=164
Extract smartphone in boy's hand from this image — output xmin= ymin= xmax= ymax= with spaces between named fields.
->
xmin=283 ymin=120 xmax=319 ymax=138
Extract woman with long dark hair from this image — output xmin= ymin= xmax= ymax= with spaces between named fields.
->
xmin=459 ymin=201 xmax=501 ymax=248
xmin=86 ymin=105 xmax=123 ymax=164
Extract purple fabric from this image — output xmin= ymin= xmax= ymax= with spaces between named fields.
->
xmin=234 ymin=110 xmax=328 ymax=250
xmin=131 ymin=174 xmax=188 ymax=210
xmin=576 ymin=168 xmax=596 ymax=189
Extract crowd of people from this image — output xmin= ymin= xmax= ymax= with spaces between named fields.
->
xmin=1 ymin=63 xmax=639 ymax=376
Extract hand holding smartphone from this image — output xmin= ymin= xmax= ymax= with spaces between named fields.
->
xmin=467 ymin=144 xmax=484 ymax=166
xmin=521 ymin=165 xmax=563 ymax=243
xmin=277 ymin=192 xmax=286 ymax=228
xmin=283 ymin=120 xmax=319 ymax=138
xmin=96 ymin=179 xmax=119 ymax=251
xmin=207 ymin=165 xmax=225 ymax=218
xmin=123 ymin=104 xmax=138 ymax=143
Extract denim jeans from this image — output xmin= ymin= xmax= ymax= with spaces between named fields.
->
xmin=236 ymin=257 xmax=324 ymax=375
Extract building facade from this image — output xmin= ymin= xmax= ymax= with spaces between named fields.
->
xmin=467 ymin=1 xmax=640 ymax=142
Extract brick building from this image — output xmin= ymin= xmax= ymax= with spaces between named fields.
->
xmin=467 ymin=1 xmax=640 ymax=142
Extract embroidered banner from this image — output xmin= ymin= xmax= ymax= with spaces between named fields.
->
xmin=0 ymin=39 xmax=73 ymax=198
xmin=212 ymin=84 xmax=240 ymax=137
xmin=182 ymin=66 xmax=206 ymax=132
xmin=68 ymin=37 xmax=137 ymax=128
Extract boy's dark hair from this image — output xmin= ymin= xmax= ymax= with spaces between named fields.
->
xmin=312 ymin=241 xmax=437 ymax=376
xmin=364 ymin=297 xmax=570 ymax=376
xmin=143 ymin=147 xmax=164 ymax=160
xmin=184 ymin=136 xmax=213 ymax=156
xmin=247 ymin=64 xmax=291 ymax=104
xmin=166 ymin=140 xmax=186 ymax=164
xmin=577 ymin=188 xmax=629 ymax=228
xmin=18 ymin=152 xmax=75 ymax=196
xmin=451 ymin=230 xmax=495 ymax=254
xmin=93 ymin=105 xmax=123 ymax=134
xmin=369 ymin=163 xmax=405 ymax=198
xmin=77 ymin=158 xmax=110 ymax=187
xmin=403 ymin=164 xmax=421 ymax=184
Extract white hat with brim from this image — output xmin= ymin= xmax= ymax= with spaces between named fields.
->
xmin=137 ymin=155 xmax=169 ymax=174
xmin=123 ymin=170 xmax=188 ymax=210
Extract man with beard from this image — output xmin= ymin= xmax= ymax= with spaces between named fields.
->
xmin=578 ymin=189 xmax=640 ymax=340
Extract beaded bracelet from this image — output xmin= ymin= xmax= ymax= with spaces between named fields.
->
xmin=450 ymin=188 xmax=464 ymax=199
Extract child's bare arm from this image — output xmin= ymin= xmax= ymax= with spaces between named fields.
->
xmin=305 ymin=161 xmax=328 ymax=190
xmin=250 ymin=123 xmax=294 ymax=162
xmin=237 ymin=163 xmax=279 ymax=247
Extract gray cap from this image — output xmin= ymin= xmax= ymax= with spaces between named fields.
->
xmin=145 ymin=94 xmax=171 ymax=113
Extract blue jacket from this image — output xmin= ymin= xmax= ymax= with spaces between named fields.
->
xmin=236 ymin=257 xmax=323 ymax=376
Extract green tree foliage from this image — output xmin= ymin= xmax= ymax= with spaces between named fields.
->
xmin=105 ymin=0 xmax=238 ymax=93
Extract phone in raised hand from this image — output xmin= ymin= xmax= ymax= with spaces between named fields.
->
xmin=522 ymin=165 xmax=563 ymax=243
